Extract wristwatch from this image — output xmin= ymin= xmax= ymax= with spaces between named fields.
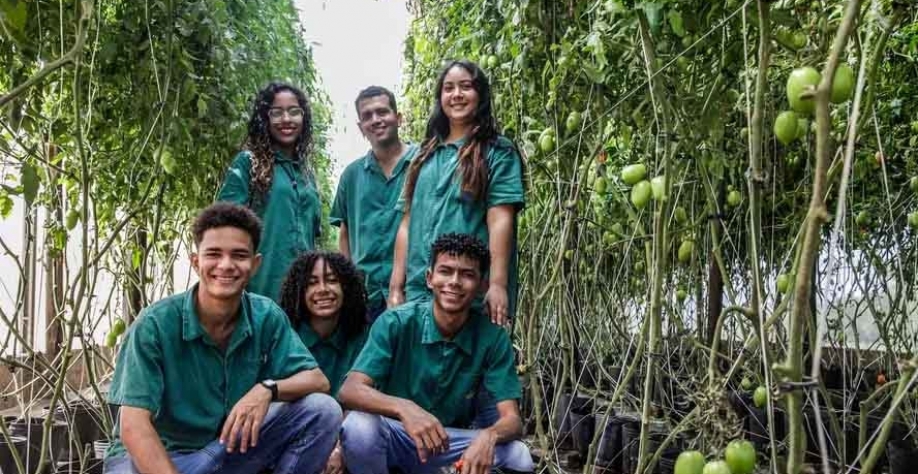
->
xmin=260 ymin=379 xmax=278 ymax=401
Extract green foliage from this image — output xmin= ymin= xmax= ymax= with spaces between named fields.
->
xmin=0 ymin=0 xmax=333 ymax=302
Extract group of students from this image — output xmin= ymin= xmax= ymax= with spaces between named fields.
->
xmin=103 ymin=58 xmax=531 ymax=474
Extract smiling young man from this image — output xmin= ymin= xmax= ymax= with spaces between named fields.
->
xmin=337 ymin=233 xmax=533 ymax=474
xmin=104 ymin=203 xmax=341 ymax=474
xmin=330 ymin=86 xmax=418 ymax=321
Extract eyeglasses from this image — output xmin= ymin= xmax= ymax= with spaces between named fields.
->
xmin=267 ymin=107 xmax=305 ymax=120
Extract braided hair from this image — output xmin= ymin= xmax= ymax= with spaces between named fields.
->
xmin=278 ymin=251 xmax=367 ymax=340
xmin=243 ymin=82 xmax=314 ymax=208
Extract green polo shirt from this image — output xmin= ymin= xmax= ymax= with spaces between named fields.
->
xmin=105 ymin=286 xmax=318 ymax=457
xmin=296 ymin=323 xmax=367 ymax=396
xmin=330 ymin=144 xmax=418 ymax=308
xmin=350 ymin=300 xmax=521 ymax=428
xmin=217 ymin=150 xmax=321 ymax=302
xmin=399 ymin=136 xmax=524 ymax=317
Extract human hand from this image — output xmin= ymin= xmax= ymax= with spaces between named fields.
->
xmin=458 ymin=429 xmax=497 ymax=474
xmin=323 ymin=441 xmax=344 ymax=474
xmin=219 ymin=384 xmax=272 ymax=453
xmin=398 ymin=401 xmax=448 ymax=463
xmin=484 ymin=283 xmax=509 ymax=327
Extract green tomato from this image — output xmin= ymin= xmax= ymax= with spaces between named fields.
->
xmin=112 ymin=318 xmax=127 ymax=336
xmin=594 ymin=176 xmax=608 ymax=195
xmin=701 ymin=460 xmax=732 ymax=474
xmin=674 ymin=450 xmax=706 ymax=474
xmin=831 ymin=63 xmax=855 ymax=104
xmin=65 ymin=208 xmax=80 ymax=231
xmin=651 ymin=175 xmax=667 ymax=202
xmin=611 ymin=222 xmax=625 ymax=236
xmin=564 ymin=249 xmax=574 ymax=260
xmin=910 ymin=176 xmax=918 ymax=193
xmin=674 ymin=206 xmax=688 ymax=224
xmin=741 ymin=377 xmax=754 ymax=390
xmin=486 ymin=55 xmax=498 ymax=68
xmin=105 ymin=332 xmax=118 ymax=349
xmin=725 ymin=440 xmax=757 ymax=474
xmin=678 ymin=239 xmax=694 ymax=264
xmin=754 ymin=385 xmax=768 ymax=408
xmin=539 ymin=129 xmax=555 ymax=153
xmin=621 ymin=163 xmax=647 ymax=186
xmin=676 ymin=289 xmax=688 ymax=303
xmin=774 ymin=110 xmax=799 ymax=145
xmin=727 ymin=190 xmax=743 ymax=207
xmin=786 ymin=67 xmax=821 ymax=115
xmin=566 ymin=111 xmax=582 ymax=133
xmin=631 ymin=180 xmax=652 ymax=209
xmin=856 ymin=210 xmax=870 ymax=227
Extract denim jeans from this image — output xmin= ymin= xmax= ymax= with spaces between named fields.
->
xmin=104 ymin=393 xmax=342 ymax=474
xmin=341 ymin=397 xmax=533 ymax=474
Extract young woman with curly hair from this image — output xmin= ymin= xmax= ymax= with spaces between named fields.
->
xmin=217 ymin=82 xmax=321 ymax=302
xmin=279 ymin=251 xmax=368 ymax=474
xmin=388 ymin=60 xmax=525 ymax=326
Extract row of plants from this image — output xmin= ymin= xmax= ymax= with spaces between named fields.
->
xmin=0 ymin=0 xmax=333 ymax=471
xmin=403 ymin=0 xmax=917 ymax=472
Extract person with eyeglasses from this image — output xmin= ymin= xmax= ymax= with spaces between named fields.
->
xmin=217 ymin=82 xmax=322 ymax=302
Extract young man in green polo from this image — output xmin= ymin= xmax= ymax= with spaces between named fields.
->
xmin=330 ymin=86 xmax=418 ymax=321
xmin=104 ymin=203 xmax=342 ymax=474
xmin=337 ymin=233 xmax=533 ymax=474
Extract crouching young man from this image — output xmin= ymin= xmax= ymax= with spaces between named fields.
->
xmin=338 ymin=233 xmax=534 ymax=474
xmin=104 ymin=203 xmax=342 ymax=474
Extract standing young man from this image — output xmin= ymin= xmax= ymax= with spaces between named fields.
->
xmin=331 ymin=86 xmax=418 ymax=321
xmin=337 ymin=233 xmax=533 ymax=474
xmin=104 ymin=203 xmax=342 ymax=474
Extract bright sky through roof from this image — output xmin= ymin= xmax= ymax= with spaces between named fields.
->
xmin=294 ymin=0 xmax=411 ymax=182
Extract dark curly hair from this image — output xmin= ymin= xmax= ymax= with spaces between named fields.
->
xmin=279 ymin=251 xmax=367 ymax=340
xmin=192 ymin=202 xmax=263 ymax=251
xmin=429 ymin=233 xmax=491 ymax=274
xmin=243 ymin=82 xmax=314 ymax=208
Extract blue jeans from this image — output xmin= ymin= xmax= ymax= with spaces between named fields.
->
xmin=340 ymin=410 xmax=533 ymax=474
xmin=104 ymin=393 xmax=342 ymax=474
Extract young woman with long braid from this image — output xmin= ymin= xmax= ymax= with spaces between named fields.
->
xmin=217 ymin=82 xmax=322 ymax=302
xmin=387 ymin=60 xmax=525 ymax=326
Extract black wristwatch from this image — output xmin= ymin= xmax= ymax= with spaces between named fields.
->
xmin=260 ymin=379 xmax=278 ymax=401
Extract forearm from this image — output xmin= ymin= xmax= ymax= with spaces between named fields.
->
xmin=338 ymin=224 xmax=351 ymax=259
xmin=389 ymin=214 xmax=410 ymax=291
xmin=481 ymin=413 xmax=522 ymax=444
xmin=339 ymin=379 xmax=411 ymax=420
xmin=486 ymin=207 xmax=515 ymax=287
xmin=122 ymin=414 xmax=179 ymax=474
xmin=277 ymin=368 xmax=330 ymax=399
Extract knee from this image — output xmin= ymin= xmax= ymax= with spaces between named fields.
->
xmin=497 ymin=440 xmax=534 ymax=472
xmin=341 ymin=411 xmax=382 ymax=455
xmin=293 ymin=393 xmax=343 ymax=432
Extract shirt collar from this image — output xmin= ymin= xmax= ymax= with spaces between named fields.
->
xmin=182 ymin=284 xmax=253 ymax=350
xmin=420 ymin=300 xmax=475 ymax=355
xmin=364 ymin=144 xmax=416 ymax=178
xmin=299 ymin=322 xmax=345 ymax=351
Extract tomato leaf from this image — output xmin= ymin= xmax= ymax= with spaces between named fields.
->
xmin=668 ymin=10 xmax=685 ymax=37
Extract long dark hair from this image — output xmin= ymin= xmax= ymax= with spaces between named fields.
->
xmin=243 ymin=82 xmax=314 ymax=207
xmin=278 ymin=251 xmax=367 ymax=340
xmin=403 ymin=60 xmax=498 ymax=209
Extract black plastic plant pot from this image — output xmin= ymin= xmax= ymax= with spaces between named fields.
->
xmin=594 ymin=413 xmax=625 ymax=471
xmin=555 ymin=392 xmax=595 ymax=450
xmin=887 ymin=440 xmax=918 ymax=474
xmin=8 ymin=416 xmax=70 ymax=465
xmin=570 ymin=411 xmax=596 ymax=458
xmin=656 ymin=456 xmax=676 ymax=474
xmin=56 ymin=401 xmax=106 ymax=448
xmin=0 ymin=435 xmax=32 ymax=474
xmin=618 ymin=414 xmax=641 ymax=474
